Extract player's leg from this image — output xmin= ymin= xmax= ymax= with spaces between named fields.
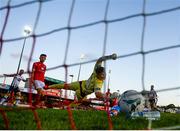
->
xmin=0 ymin=93 xmax=9 ymax=105
xmin=48 ymin=83 xmax=65 ymax=89
xmin=34 ymin=80 xmax=45 ymax=106
xmin=75 ymin=90 xmax=83 ymax=100
xmin=68 ymin=81 xmax=81 ymax=90
xmin=37 ymin=88 xmax=45 ymax=105
xmin=152 ymin=99 xmax=156 ymax=110
xmin=149 ymin=99 xmax=154 ymax=110
xmin=14 ymin=91 xmax=22 ymax=105
xmin=0 ymin=85 xmax=14 ymax=105
xmin=48 ymin=81 xmax=83 ymax=91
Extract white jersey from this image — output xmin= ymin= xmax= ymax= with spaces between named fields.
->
xmin=11 ymin=75 xmax=25 ymax=88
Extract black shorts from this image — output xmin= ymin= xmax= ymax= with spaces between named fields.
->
xmin=9 ymin=86 xmax=20 ymax=94
xmin=149 ymin=99 xmax=155 ymax=104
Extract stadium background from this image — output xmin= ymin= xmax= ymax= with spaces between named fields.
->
xmin=0 ymin=0 xmax=180 ymax=106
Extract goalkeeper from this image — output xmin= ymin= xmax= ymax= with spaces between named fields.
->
xmin=48 ymin=53 xmax=117 ymax=100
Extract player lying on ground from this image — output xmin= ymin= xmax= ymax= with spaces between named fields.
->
xmin=48 ymin=53 xmax=117 ymax=101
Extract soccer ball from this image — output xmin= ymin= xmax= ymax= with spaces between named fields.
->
xmin=118 ymin=90 xmax=145 ymax=113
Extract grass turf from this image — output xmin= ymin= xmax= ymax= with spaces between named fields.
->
xmin=0 ymin=107 xmax=180 ymax=130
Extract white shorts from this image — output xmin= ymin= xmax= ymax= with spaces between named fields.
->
xmin=34 ymin=80 xmax=45 ymax=90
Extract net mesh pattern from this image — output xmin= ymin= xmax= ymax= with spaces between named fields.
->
xmin=0 ymin=0 xmax=180 ymax=129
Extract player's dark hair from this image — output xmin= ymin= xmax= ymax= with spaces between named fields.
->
xmin=95 ymin=66 xmax=105 ymax=74
xmin=40 ymin=54 xmax=47 ymax=57
xmin=19 ymin=69 xmax=24 ymax=72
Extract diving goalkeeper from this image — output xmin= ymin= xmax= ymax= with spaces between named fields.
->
xmin=48 ymin=53 xmax=117 ymax=100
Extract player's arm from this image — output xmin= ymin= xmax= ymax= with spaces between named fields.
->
xmin=3 ymin=73 xmax=16 ymax=77
xmin=95 ymin=91 xmax=107 ymax=101
xmin=155 ymin=91 xmax=158 ymax=98
xmin=94 ymin=53 xmax=117 ymax=71
xmin=22 ymin=78 xmax=27 ymax=82
xmin=94 ymin=87 xmax=105 ymax=99
xmin=95 ymin=91 xmax=105 ymax=99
